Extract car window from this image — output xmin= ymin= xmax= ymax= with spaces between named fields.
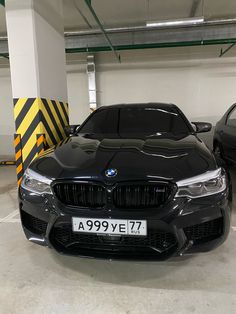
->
xmin=79 ymin=107 xmax=190 ymax=137
xmin=119 ymin=108 xmax=190 ymax=136
xmin=79 ymin=108 xmax=119 ymax=134
xmin=227 ymin=106 xmax=236 ymax=127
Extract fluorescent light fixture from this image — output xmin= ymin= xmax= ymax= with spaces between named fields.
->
xmin=146 ymin=17 xmax=204 ymax=28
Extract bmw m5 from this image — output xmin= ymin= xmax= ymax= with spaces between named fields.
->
xmin=19 ymin=103 xmax=231 ymax=260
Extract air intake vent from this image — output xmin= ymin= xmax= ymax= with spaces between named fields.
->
xmin=184 ymin=218 xmax=223 ymax=245
xmin=21 ymin=210 xmax=48 ymax=235
xmin=54 ymin=183 xmax=106 ymax=208
xmin=50 ymin=223 xmax=178 ymax=258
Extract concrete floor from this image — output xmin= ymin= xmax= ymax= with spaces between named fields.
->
xmin=0 ymin=167 xmax=236 ymax=314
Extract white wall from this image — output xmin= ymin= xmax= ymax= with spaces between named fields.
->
xmin=2 ymin=46 xmax=236 ymax=156
xmin=67 ymin=70 xmax=90 ymax=125
xmin=95 ymin=57 xmax=236 ymax=125
xmin=6 ymin=0 xmax=67 ymax=101
xmin=0 ymin=67 xmax=14 ymax=157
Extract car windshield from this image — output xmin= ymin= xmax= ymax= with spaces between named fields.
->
xmin=78 ymin=107 xmax=190 ymax=137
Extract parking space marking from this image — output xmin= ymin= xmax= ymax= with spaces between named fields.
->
xmin=0 ymin=210 xmax=20 ymax=223
xmin=3 ymin=219 xmax=21 ymax=223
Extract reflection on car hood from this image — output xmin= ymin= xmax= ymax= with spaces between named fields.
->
xmin=31 ymin=134 xmax=216 ymax=183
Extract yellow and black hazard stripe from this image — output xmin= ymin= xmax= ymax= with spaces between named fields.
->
xmin=0 ymin=161 xmax=16 ymax=166
xmin=14 ymin=134 xmax=24 ymax=186
xmin=13 ymin=98 xmax=69 ymax=182
xmin=36 ymin=134 xmax=46 ymax=156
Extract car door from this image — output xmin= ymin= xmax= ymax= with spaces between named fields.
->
xmin=221 ymin=105 xmax=236 ymax=162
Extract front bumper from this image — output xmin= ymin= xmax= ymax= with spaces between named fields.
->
xmin=19 ymin=187 xmax=231 ymax=260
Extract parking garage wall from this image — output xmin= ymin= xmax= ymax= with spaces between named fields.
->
xmin=0 ymin=67 xmax=14 ymax=157
xmin=2 ymin=51 xmax=236 ymax=156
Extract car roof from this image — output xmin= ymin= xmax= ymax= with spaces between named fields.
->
xmin=98 ymin=103 xmax=178 ymax=110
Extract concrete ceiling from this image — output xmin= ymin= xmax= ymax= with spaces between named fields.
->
xmin=1 ymin=0 xmax=236 ymax=66
xmin=0 ymin=0 xmax=236 ymax=36
xmin=63 ymin=0 xmax=236 ymax=31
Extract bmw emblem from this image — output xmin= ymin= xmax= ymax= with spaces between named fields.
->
xmin=105 ymin=168 xmax=118 ymax=178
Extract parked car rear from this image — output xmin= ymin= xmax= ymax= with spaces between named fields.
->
xmin=214 ymin=104 xmax=236 ymax=164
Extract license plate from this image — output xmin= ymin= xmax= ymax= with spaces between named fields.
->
xmin=72 ymin=217 xmax=147 ymax=236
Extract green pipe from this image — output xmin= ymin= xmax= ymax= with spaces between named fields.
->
xmin=66 ymin=38 xmax=236 ymax=54
xmin=0 ymin=53 xmax=8 ymax=59
xmin=2 ymin=37 xmax=236 ymax=59
xmin=0 ymin=0 xmax=5 ymax=7
xmin=84 ymin=0 xmax=121 ymax=62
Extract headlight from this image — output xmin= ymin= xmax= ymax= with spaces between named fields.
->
xmin=175 ymin=168 xmax=227 ymax=198
xmin=21 ymin=168 xmax=52 ymax=194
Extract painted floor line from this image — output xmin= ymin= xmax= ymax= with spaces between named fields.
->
xmin=0 ymin=210 xmax=19 ymax=223
xmin=2 ymin=219 xmax=21 ymax=223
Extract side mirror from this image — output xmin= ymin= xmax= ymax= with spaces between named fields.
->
xmin=64 ymin=124 xmax=80 ymax=136
xmin=191 ymin=122 xmax=212 ymax=133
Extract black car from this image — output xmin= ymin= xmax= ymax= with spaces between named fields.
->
xmin=19 ymin=103 xmax=231 ymax=260
xmin=214 ymin=103 xmax=236 ymax=164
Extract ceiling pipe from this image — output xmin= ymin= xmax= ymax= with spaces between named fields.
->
xmin=1 ymin=38 xmax=236 ymax=58
xmin=0 ymin=53 xmax=8 ymax=59
xmin=64 ymin=17 xmax=236 ymax=37
xmin=219 ymin=43 xmax=236 ymax=57
xmin=73 ymin=0 xmax=93 ymax=29
xmin=65 ymin=38 xmax=236 ymax=54
xmin=1 ymin=17 xmax=236 ymax=57
xmin=189 ymin=0 xmax=202 ymax=17
xmin=0 ymin=17 xmax=236 ymax=40
xmin=84 ymin=0 xmax=121 ymax=63
xmin=87 ymin=55 xmax=97 ymax=110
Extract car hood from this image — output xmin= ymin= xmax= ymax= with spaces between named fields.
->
xmin=31 ymin=134 xmax=217 ymax=183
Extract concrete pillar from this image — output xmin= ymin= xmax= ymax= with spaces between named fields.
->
xmin=5 ymin=0 xmax=69 ymax=184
